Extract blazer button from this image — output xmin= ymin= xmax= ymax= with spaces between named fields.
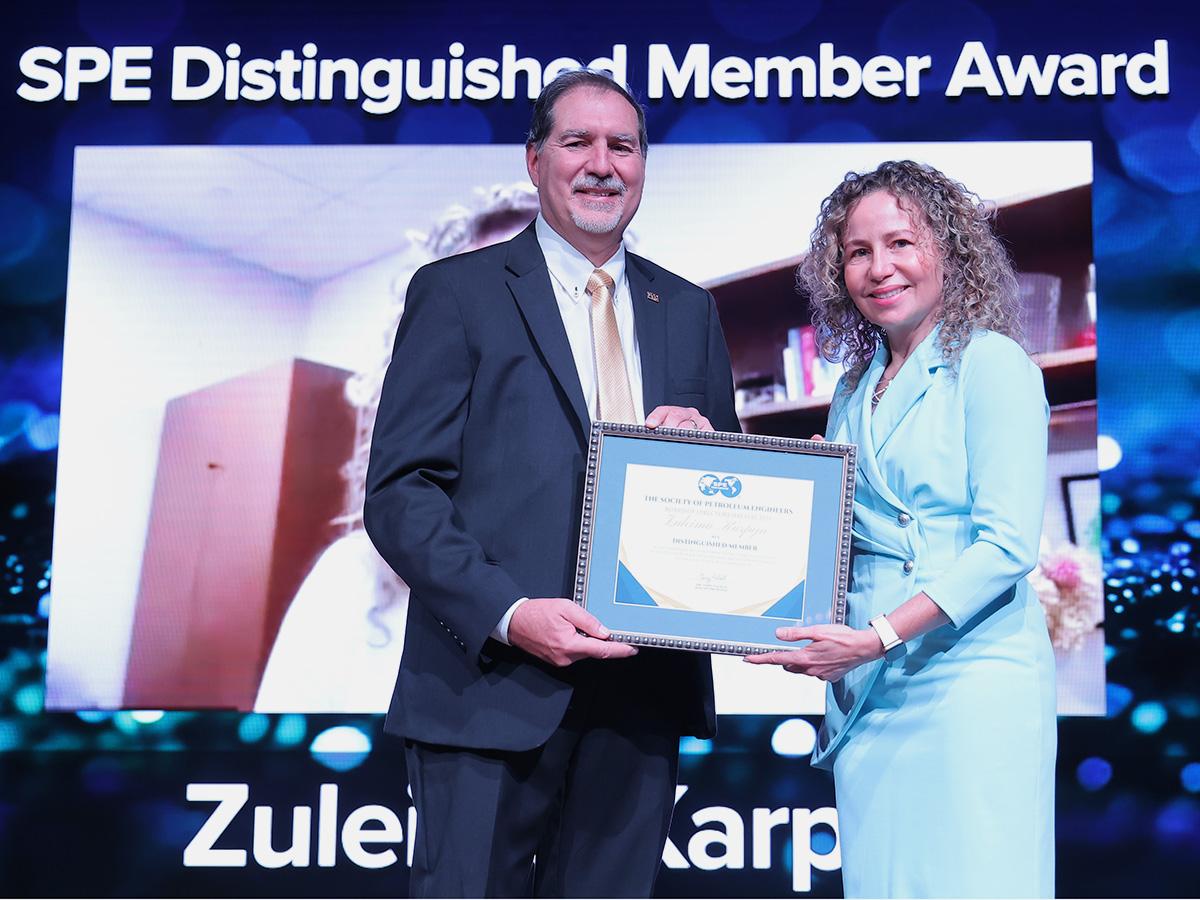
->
xmin=898 ymin=512 xmax=912 ymax=526
xmin=903 ymin=559 xmax=915 ymax=574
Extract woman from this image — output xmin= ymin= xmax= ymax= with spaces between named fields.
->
xmin=747 ymin=160 xmax=1055 ymax=898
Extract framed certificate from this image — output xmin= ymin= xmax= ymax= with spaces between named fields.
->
xmin=574 ymin=423 xmax=857 ymax=655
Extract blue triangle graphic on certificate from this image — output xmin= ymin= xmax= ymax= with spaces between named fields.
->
xmin=616 ymin=562 xmax=659 ymax=606
xmin=764 ymin=580 xmax=806 ymax=618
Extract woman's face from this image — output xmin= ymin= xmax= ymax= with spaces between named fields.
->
xmin=841 ymin=190 xmax=944 ymax=345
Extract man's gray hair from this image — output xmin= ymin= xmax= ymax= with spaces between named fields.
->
xmin=526 ymin=68 xmax=649 ymax=157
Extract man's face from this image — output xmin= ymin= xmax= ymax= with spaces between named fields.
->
xmin=526 ymin=87 xmax=645 ymax=254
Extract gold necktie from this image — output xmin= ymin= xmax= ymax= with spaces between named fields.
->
xmin=586 ymin=268 xmax=637 ymax=424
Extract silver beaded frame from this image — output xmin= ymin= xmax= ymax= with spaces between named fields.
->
xmin=573 ymin=422 xmax=857 ymax=655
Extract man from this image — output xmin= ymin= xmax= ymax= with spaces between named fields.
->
xmin=364 ymin=69 xmax=739 ymax=897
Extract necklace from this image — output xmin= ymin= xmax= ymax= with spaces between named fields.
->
xmin=871 ymin=375 xmax=893 ymax=409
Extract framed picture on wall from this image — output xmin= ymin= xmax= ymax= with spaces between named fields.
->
xmin=1061 ymin=473 xmax=1101 ymax=546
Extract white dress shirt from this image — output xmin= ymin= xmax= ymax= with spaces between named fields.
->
xmin=535 ymin=214 xmax=646 ymax=423
xmin=493 ymin=215 xmax=647 ymax=643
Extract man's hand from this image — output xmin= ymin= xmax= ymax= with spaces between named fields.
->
xmin=645 ymin=405 xmax=714 ymax=432
xmin=507 ymin=597 xmax=639 ymax=667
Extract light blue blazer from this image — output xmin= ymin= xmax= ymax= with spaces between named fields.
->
xmin=810 ymin=325 xmax=1053 ymax=768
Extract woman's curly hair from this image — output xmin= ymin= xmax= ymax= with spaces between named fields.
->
xmin=796 ymin=160 xmax=1022 ymax=390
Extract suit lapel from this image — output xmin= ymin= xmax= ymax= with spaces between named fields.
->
xmin=626 ymin=253 xmax=667 ymax=413
xmin=504 ymin=226 xmax=590 ymax=437
xmin=852 ymin=346 xmax=909 ymax=515
xmin=870 ymin=326 xmax=946 ymax=457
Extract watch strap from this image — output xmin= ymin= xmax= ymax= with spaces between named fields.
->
xmin=869 ymin=614 xmax=905 ymax=661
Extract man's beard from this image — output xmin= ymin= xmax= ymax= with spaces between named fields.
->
xmin=570 ymin=174 xmax=626 ymax=234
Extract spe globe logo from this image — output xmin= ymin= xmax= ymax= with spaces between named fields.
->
xmin=697 ymin=473 xmax=742 ymax=498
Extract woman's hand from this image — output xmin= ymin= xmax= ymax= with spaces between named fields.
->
xmin=744 ymin=624 xmax=882 ymax=682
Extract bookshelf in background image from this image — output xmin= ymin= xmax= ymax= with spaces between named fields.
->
xmin=707 ymin=184 xmax=1096 ymax=438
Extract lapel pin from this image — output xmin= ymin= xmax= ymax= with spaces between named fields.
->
xmin=646 ymin=291 xmax=660 ymax=303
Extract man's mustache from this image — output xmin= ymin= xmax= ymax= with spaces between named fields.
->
xmin=572 ymin=175 xmax=626 ymax=194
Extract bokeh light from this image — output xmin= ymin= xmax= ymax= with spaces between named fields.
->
xmin=1076 ymin=757 xmax=1113 ymax=791
xmin=274 ymin=713 xmax=308 ymax=747
xmin=1181 ymin=763 xmax=1200 ymax=794
xmin=1106 ymin=683 xmax=1133 ymax=718
xmin=681 ymin=736 xmax=714 ymax=755
xmin=309 ymin=724 xmax=372 ymax=772
xmin=1130 ymin=701 xmax=1168 ymax=734
xmin=13 ymin=682 xmax=43 ymax=714
xmin=770 ymin=718 xmax=817 ymax=757
xmin=237 ymin=713 xmax=271 ymax=744
xmin=1097 ymin=435 xmax=1123 ymax=471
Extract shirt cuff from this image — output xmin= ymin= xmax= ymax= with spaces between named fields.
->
xmin=490 ymin=597 xmax=530 ymax=645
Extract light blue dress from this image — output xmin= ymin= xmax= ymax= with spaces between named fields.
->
xmin=810 ymin=326 xmax=1057 ymax=898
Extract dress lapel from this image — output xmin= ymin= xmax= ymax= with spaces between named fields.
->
xmin=626 ymin=253 xmax=666 ymax=414
xmin=504 ymin=226 xmax=590 ymax=438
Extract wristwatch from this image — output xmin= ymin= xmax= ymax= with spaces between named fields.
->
xmin=869 ymin=614 xmax=906 ymax=662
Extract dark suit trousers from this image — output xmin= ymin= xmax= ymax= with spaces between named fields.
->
xmin=404 ymin=672 xmax=681 ymax=898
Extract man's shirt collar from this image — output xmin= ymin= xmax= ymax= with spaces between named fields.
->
xmin=536 ymin=214 xmax=626 ymax=302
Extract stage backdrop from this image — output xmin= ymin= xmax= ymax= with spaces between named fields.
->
xmin=1 ymin=2 xmax=1198 ymax=896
